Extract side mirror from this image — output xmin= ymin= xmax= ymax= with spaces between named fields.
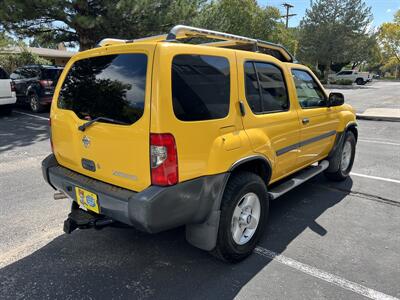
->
xmin=328 ymin=92 xmax=344 ymax=107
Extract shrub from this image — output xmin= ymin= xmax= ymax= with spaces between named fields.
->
xmin=0 ymin=44 xmax=51 ymax=74
xmin=334 ymin=79 xmax=353 ymax=85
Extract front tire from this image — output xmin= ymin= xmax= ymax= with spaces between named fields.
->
xmin=355 ymin=78 xmax=364 ymax=85
xmin=212 ymin=172 xmax=269 ymax=263
xmin=324 ymin=131 xmax=356 ymax=181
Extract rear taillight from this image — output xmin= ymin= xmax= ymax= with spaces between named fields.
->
xmin=150 ymin=133 xmax=178 ymax=186
xmin=10 ymin=81 xmax=15 ymax=92
xmin=39 ymin=80 xmax=53 ymax=88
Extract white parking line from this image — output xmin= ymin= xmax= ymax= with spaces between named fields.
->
xmin=14 ymin=110 xmax=49 ymax=121
xmin=351 ymin=172 xmax=400 ymax=184
xmin=358 ymin=139 xmax=400 ymax=146
xmin=255 ymin=247 xmax=399 ymax=300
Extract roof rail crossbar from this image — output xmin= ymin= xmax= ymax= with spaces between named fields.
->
xmin=97 ymin=25 xmax=294 ymax=62
xmin=98 ymin=34 xmax=167 ymax=47
xmin=166 ymin=25 xmax=294 ymax=62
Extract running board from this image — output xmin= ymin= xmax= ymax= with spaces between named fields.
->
xmin=268 ymin=160 xmax=329 ymax=200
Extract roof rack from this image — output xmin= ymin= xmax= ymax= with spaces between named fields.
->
xmin=98 ymin=25 xmax=294 ymax=63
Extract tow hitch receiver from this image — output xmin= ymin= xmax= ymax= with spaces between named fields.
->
xmin=63 ymin=202 xmax=114 ymax=234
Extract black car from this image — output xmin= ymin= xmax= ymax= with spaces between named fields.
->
xmin=10 ymin=65 xmax=63 ymax=112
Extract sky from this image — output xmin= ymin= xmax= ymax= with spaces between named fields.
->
xmin=257 ymin=0 xmax=400 ymax=29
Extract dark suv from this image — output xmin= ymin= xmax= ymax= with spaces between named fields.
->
xmin=10 ymin=65 xmax=63 ymax=112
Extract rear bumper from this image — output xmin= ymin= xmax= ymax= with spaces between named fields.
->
xmin=42 ymin=154 xmax=226 ymax=233
xmin=0 ymin=95 xmax=16 ymax=106
xmin=39 ymin=96 xmax=53 ymax=105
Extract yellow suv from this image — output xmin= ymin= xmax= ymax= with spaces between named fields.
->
xmin=42 ymin=25 xmax=357 ymax=262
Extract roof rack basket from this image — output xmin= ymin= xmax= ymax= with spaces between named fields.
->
xmin=98 ymin=25 xmax=295 ymax=63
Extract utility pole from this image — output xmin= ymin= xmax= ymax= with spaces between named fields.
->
xmin=281 ymin=3 xmax=297 ymax=29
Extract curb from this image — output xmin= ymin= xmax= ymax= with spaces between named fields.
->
xmin=356 ymin=114 xmax=400 ymax=122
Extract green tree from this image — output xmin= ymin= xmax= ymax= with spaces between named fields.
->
xmin=193 ymin=0 xmax=297 ymax=57
xmin=29 ymin=31 xmax=61 ymax=49
xmin=194 ymin=0 xmax=283 ymax=43
xmin=379 ymin=10 xmax=400 ymax=65
xmin=0 ymin=0 xmax=204 ymax=50
xmin=298 ymin=0 xmax=372 ymax=76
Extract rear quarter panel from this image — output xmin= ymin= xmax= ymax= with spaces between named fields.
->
xmin=151 ymin=43 xmax=255 ymax=183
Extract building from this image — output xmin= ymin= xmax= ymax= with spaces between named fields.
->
xmin=1 ymin=45 xmax=75 ymax=66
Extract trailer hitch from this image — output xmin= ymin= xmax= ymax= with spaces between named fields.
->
xmin=63 ymin=202 xmax=114 ymax=234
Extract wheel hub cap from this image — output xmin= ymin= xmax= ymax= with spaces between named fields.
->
xmin=341 ymin=140 xmax=352 ymax=171
xmin=231 ymin=192 xmax=261 ymax=245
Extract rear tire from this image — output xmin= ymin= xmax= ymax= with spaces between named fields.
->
xmin=211 ymin=172 xmax=269 ymax=263
xmin=29 ymin=92 xmax=44 ymax=113
xmin=324 ymin=131 xmax=356 ymax=181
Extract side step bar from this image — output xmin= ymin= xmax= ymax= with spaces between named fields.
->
xmin=268 ymin=160 xmax=329 ymax=200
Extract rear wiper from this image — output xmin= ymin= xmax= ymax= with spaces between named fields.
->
xmin=78 ymin=117 xmax=129 ymax=132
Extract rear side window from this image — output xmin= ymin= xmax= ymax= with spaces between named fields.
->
xmin=0 ymin=67 xmax=9 ymax=79
xmin=244 ymin=62 xmax=289 ymax=114
xmin=58 ymin=54 xmax=147 ymax=125
xmin=41 ymin=68 xmax=62 ymax=80
xmin=20 ymin=68 xmax=39 ymax=78
xmin=172 ymin=55 xmax=230 ymax=121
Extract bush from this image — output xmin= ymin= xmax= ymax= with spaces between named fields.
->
xmin=330 ymin=79 xmax=353 ymax=85
xmin=0 ymin=44 xmax=51 ymax=74
xmin=336 ymin=79 xmax=354 ymax=85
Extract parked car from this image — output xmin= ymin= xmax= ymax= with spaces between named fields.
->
xmin=0 ymin=66 xmax=16 ymax=115
xmin=328 ymin=69 xmax=371 ymax=85
xmin=10 ymin=65 xmax=63 ymax=112
xmin=42 ymin=25 xmax=357 ymax=262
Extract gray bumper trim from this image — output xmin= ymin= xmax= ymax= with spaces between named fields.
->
xmin=42 ymin=154 xmax=227 ymax=234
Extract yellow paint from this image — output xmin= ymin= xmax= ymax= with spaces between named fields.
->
xmin=51 ymin=41 xmax=356 ymax=192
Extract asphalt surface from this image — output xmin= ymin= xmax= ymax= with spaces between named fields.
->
xmin=0 ymin=108 xmax=399 ymax=299
xmin=327 ymin=80 xmax=400 ymax=113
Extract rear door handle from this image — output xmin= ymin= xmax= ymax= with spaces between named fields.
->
xmin=302 ymin=118 xmax=310 ymax=125
xmin=239 ymin=101 xmax=246 ymax=116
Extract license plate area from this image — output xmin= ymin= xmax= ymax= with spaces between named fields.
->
xmin=75 ymin=187 xmax=100 ymax=214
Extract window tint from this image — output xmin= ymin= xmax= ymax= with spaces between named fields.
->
xmin=291 ymin=69 xmax=327 ymax=108
xmin=339 ymin=71 xmax=352 ymax=75
xmin=58 ymin=54 xmax=147 ymax=125
xmin=172 ymin=55 xmax=230 ymax=121
xmin=20 ymin=68 xmax=39 ymax=78
xmin=244 ymin=62 xmax=289 ymax=113
xmin=41 ymin=68 xmax=62 ymax=80
xmin=0 ymin=67 xmax=9 ymax=79
xmin=244 ymin=62 xmax=261 ymax=112
xmin=10 ymin=70 xmax=22 ymax=80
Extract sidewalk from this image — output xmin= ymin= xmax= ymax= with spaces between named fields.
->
xmin=356 ymin=108 xmax=400 ymax=122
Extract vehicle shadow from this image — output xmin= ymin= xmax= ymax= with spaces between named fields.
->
xmin=0 ymin=110 xmax=49 ymax=154
xmin=0 ymin=177 xmax=353 ymax=299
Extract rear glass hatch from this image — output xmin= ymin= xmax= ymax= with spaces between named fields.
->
xmin=53 ymin=48 xmax=153 ymax=192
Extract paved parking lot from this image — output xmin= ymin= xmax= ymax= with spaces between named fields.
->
xmin=0 ymin=109 xmax=399 ymax=299
xmin=327 ymin=80 xmax=400 ymax=113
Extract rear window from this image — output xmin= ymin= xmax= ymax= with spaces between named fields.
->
xmin=41 ymin=68 xmax=62 ymax=80
xmin=172 ymin=54 xmax=230 ymax=121
xmin=58 ymin=54 xmax=147 ymax=125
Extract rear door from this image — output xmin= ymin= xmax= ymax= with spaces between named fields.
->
xmin=10 ymin=68 xmax=29 ymax=98
xmin=52 ymin=44 xmax=155 ymax=192
xmin=236 ymin=52 xmax=301 ymax=182
xmin=0 ymin=67 xmax=12 ymax=98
